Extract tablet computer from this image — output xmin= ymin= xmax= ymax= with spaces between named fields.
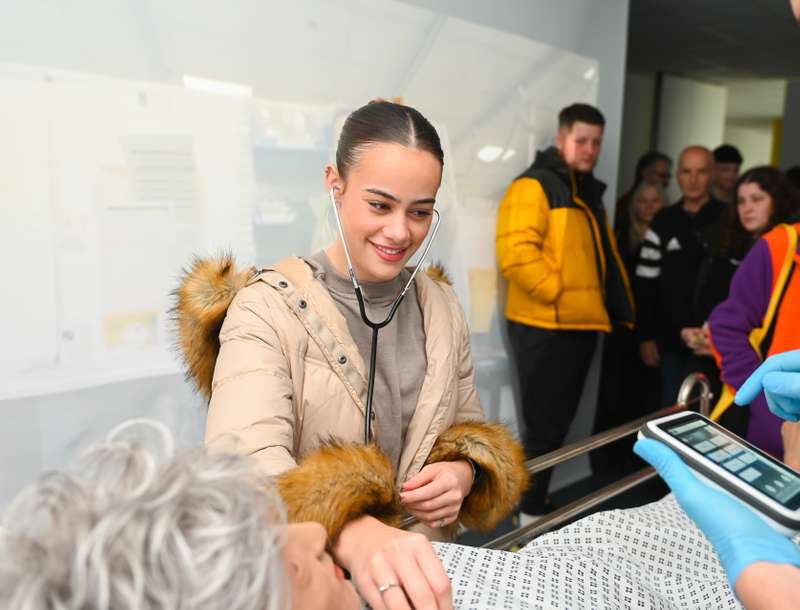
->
xmin=640 ymin=411 xmax=800 ymax=535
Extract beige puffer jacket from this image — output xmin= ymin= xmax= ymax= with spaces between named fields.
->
xmin=176 ymin=255 xmax=527 ymax=540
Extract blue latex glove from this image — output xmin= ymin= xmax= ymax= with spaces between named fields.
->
xmin=736 ymin=350 xmax=800 ymax=422
xmin=634 ymin=438 xmax=800 ymax=588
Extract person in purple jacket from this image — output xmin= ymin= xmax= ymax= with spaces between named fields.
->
xmin=708 ymin=170 xmax=800 ymax=458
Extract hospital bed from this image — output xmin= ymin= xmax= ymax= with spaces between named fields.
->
xmin=402 ymin=373 xmax=713 ymax=550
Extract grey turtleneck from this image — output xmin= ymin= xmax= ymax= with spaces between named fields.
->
xmin=306 ymin=251 xmax=427 ymax=468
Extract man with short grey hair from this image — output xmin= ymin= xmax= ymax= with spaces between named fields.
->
xmin=636 ymin=146 xmax=728 ymax=406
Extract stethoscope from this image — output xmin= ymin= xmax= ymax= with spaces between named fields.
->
xmin=328 ymin=187 xmax=442 ymax=444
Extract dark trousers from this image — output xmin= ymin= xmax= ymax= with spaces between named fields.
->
xmin=660 ymin=349 xmax=690 ymax=408
xmin=506 ymin=320 xmax=598 ymax=514
xmin=591 ymin=326 xmax=661 ymax=479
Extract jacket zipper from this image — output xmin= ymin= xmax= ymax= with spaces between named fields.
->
xmin=569 ymin=172 xmax=607 ymax=297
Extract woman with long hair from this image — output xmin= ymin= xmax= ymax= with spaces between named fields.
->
xmin=708 ymin=167 xmax=800 ymax=453
xmin=622 ymin=180 xmax=666 ymax=267
xmin=592 ymin=181 xmax=664 ymax=478
xmin=689 ymin=166 xmax=799 ymax=337
xmin=613 ymin=151 xmax=671 ymax=231
xmin=175 ymin=100 xmax=526 ymax=609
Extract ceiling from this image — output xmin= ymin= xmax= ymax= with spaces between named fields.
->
xmin=627 ymin=0 xmax=800 ymax=80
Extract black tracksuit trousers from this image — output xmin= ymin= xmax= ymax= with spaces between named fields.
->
xmin=506 ymin=320 xmax=598 ymax=514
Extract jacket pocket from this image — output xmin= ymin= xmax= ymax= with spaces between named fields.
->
xmin=534 ymin=267 xmax=563 ymax=305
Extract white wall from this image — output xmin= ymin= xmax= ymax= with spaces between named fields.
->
xmin=403 ymin=0 xmax=630 ymax=206
xmin=402 ymin=0 xmax=631 ymax=489
xmin=617 ymin=72 xmax=657 ymax=203
xmin=724 ymin=122 xmax=773 ymax=169
xmin=1 ymin=0 xmax=631 ymax=503
xmin=656 ymin=74 xmax=728 ymax=202
xmin=780 ymin=80 xmax=800 ymax=169
xmin=0 ymin=375 xmax=205 ymax=504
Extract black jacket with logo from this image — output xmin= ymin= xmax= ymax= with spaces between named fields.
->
xmin=635 ymin=198 xmax=728 ymax=351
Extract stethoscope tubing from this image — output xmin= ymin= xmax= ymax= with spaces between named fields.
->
xmin=328 ymin=187 xmax=442 ymax=443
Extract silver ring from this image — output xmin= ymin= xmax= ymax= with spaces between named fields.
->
xmin=439 ymin=518 xmax=447 ymax=528
xmin=378 ymin=581 xmax=398 ymax=595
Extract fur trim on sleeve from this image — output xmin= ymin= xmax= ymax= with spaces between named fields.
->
xmin=173 ymin=254 xmax=255 ymax=399
xmin=426 ymin=422 xmax=528 ymax=532
xmin=277 ymin=443 xmax=403 ymax=542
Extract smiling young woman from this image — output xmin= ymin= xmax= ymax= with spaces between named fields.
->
xmin=175 ymin=100 xmax=527 ymax=610
xmin=324 ymin=133 xmax=442 ymax=284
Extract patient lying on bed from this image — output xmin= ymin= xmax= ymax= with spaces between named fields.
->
xmin=436 ymin=494 xmax=741 ymax=609
xmin=1 ymin=419 xmax=743 ymax=610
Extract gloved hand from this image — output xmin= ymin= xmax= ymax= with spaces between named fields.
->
xmin=634 ymin=438 xmax=800 ymax=588
xmin=736 ymin=350 xmax=800 ymax=422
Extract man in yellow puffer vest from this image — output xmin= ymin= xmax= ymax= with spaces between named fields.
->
xmin=496 ymin=103 xmax=634 ymax=519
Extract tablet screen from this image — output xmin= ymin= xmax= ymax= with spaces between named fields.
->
xmin=660 ymin=415 xmax=800 ymax=510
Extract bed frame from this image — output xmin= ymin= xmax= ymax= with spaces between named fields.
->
xmin=402 ymin=373 xmax=713 ymax=551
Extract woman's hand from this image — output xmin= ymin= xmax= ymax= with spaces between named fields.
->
xmin=639 ymin=340 xmax=660 ymax=367
xmin=333 ymin=515 xmax=452 ymax=610
xmin=680 ymin=327 xmax=699 ymax=348
xmin=400 ymin=460 xmax=473 ymax=529
xmin=680 ymin=326 xmax=712 ymax=356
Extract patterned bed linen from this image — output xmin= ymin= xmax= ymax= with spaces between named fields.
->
xmin=433 ymin=495 xmax=742 ymax=609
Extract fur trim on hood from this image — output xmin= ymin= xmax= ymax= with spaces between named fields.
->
xmin=173 ymin=254 xmax=255 ymax=399
xmin=425 ymin=261 xmax=452 ymax=285
xmin=277 ymin=443 xmax=403 ymax=541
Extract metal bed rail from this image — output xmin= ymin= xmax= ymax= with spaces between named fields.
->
xmin=400 ymin=373 xmax=713 ymax=548
xmin=485 ymin=467 xmax=658 ymax=550
xmin=523 ymin=372 xmax=711 ymax=476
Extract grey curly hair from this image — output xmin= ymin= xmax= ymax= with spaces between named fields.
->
xmin=0 ymin=419 xmax=288 ymax=610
